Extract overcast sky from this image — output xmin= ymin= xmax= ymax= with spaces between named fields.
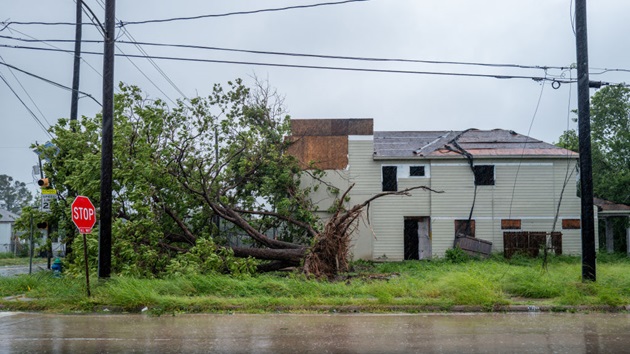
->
xmin=1 ymin=0 xmax=629 ymax=192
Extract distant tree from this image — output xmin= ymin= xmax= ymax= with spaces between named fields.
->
xmin=557 ymin=85 xmax=630 ymax=205
xmin=0 ymin=174 xmax=33 ymax=214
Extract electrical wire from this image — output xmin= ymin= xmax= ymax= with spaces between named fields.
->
xmin=0 ymin=54 xmax=52 ymax=127
xmin=0 ymin=34 xmax=573 ymax=71
xmin=4 ymin=28 xmax=102 ymax=79
xmin=118 ymin=0 xmax=370 ymax=26
xmin=508 ymin=75 xmax=548 ymax=218
xmin=0 ymin=72 xmax=53 ymax=139
xmin=0 ymin=43 xmax=582 ymax=85
xmin=0 ymin=61 xmax=101 ymax=106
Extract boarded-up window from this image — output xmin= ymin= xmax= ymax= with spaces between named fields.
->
xmin=455 ymin=219 xmax=475 ymax=237
xmin=501 ymin=219 xmax=522 ymax=230
xmin=409 ymin=166 xmax=425 ymax=177
xmin=562 ymin=219 xmax=581 ymax=229
xmin=382 ymin=166 xmax=398 ymax=191
xmin=473 ymin=165 xmax=495 ymax=185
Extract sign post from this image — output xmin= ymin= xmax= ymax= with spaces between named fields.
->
xmin=71 ymin=196 xmax=96 ymax=297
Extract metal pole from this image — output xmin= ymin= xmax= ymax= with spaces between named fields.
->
xmin=29 ymin=214 xmax=33 ymax=275
xmin=575 ymin=0 xmax=596 ymax=281
xmin=98 ymin=0 xmax=115 ymax=279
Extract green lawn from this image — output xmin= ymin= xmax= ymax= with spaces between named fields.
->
xmin=1 ymin=253 xmax=629 ymax=314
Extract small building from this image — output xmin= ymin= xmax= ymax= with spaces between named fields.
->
xmin=288 ymin=118 xmax=594 ymax=260
xmin=594 ymin=198 xmax=630 ymax=255
xmin=0 ymin=208 xmax=19 ymax=253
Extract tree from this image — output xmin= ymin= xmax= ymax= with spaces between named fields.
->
xmin=0 ymin=174 xmax=33 ymax=214
xmin=557 ymin=84 xmax=630 ymax=251
xmin=558 ymin=85 xmax=630 ymax=204
xmin=18 ymin=79 xmax=431 ymax=278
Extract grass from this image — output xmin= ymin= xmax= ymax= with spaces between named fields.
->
xmin=1 ymin=253 xmax=629 ymax=314
xmin=0 ymin=253 xmax=46 ymax=267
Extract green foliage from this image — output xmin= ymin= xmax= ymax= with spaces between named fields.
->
xmin=14 ymin=79 xmax=320 ymax=278
xmin=1 ymin=256 xmax=630 ymax=312
xmin=444 ymin=246 xmax=470 ymax=263
xmin=0 ymin=174 xmax=33 ymax=214
xmin=557 ymin=85 xmax=630 ymax=205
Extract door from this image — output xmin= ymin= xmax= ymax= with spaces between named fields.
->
xmin=404 ymin=217 xmax=431 ymax=260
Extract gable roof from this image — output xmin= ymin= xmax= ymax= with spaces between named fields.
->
xmin=0 ymin=209 xmax=19 ymax=223
xmin=373 ymin=129 xmax=578 ymax=159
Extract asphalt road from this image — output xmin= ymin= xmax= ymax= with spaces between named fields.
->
xmin=0 ymin=263 xmax=47 ymax=277
xmin=1 ymin=312 xmax=629 ymax=353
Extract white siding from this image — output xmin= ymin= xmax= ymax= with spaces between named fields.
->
xmin=302 ymin=137 xmax=584 ymax=260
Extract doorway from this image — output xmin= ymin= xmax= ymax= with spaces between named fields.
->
xmin=404 ymin=217 xmax=431 ymax=260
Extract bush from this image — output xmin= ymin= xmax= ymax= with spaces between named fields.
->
xmin=445 ymin=247 xmax=469 ymax=264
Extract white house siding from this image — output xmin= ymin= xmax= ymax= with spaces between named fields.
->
xmin=0 ymin=223 xmax=12 ymax=253
xmin=301 ymin=137 xmax=585 ymax=260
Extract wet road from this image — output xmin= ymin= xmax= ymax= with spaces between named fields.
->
xmin=1 ymin=312 xmax=629 ymax=353
xmin=0 ymin=264 xmax=47 ymax=277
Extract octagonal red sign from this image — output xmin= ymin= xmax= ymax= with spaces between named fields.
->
xmin=71 ymin=196 xmax=96 ymax=234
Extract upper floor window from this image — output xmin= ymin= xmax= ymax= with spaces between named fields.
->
xmin=473 ymin=165 xmax=495 ymax=186
xmin=382 ymin=166 xmax=398 ymax=191
xmin=409 ymin=166 xmax=425 ymax=177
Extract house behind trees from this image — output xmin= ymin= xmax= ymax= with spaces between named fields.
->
xmin=288 ymin=118 xmax=594 ymax=261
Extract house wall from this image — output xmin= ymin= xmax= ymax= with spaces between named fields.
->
xmin=0 ymin=223 xmax=12 ymax=253
xmin=298 ymin=136 xmax=586 ymax=261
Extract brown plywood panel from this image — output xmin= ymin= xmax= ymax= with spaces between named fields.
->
xmin=501 ymin=219 xmax=522 ymax=230
xmin=286 ymin=136 xmax=348 ymax=170
xmin=562 ymin=219 xmax=581 ymax=229
xmin=291 ymin=119 xmax=373 ymax=136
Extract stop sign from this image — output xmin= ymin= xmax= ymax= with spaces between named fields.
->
xmin=71 ymin=196 xmax=96 ymax=234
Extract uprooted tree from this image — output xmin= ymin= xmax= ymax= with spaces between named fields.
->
xmin=23 ymin=79 xmax=432 ymax=279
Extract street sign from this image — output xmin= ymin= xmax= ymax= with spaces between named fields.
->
xmin=41 ymin=189 xmax=57 ymax=212
xmin=71 ymin=196 xmax=96 ymax=234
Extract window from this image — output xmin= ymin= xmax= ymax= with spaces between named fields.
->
xmin=501 ymin=219 xmax=521 ymax=230
xmin=382 ymin=166 xmax=398 ymax=191
xmin=409 ymin=166 xmax=425 ymax=177
xmin=454 ymin=219 xmax=475 ymax=237
xmin=473 ymin=165 xmax=495 ymax=185
xmin=562 ymin=219 xmax=581 ymax=229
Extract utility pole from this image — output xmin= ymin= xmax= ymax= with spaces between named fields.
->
xmin=70 ymin=0 xmax=82 ymax=122
xmin=67 ymin=0 xmax=83 ymax=259
xmin=575 ymin=0 xmax=596 ymax=282
xmin=99 ymin=0 xmax=115 ymax=279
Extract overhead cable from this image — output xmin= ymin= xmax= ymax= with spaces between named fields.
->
xmin=0 ymin=72 xmax=53 ymax=138
xmin=0 ymin=61 xmax=102 ymax=106
xmin=0 ymin=44 xmax=580 ymax=84
xmin=117 ymin=0 xmax=370 ymax=26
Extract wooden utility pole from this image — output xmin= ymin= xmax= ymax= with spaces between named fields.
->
xmin=575 ymin=0 xmax=596 ymax=281
xmin=99 ymin=0 xmax=115 ymax=279
xmin=70 ymin=0 xmax=82 ymax=122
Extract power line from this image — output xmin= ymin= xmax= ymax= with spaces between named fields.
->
xmin=0 ymin=60 xmax=102 ymax=106
xmin=118 ymin=0 xmax=370 ymax=26
xmin=0 ymin=72 xmax=53 ymax=139
xmin=0 ymin=54 xmax=52 ymax=127
xmin=0 ymin=43 xmax=580 ymax=84
xmin=3 ymin=28 xmax=103 ymax=78
xmin=0 ymin=34 xmax=574 ymax=71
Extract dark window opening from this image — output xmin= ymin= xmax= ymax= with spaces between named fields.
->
xmin=473 ymin=165 xmax=495 ymax=185
xmin=382 ymin=166 xmax=398 ymax=191
xmin=501 ymin=219 xmax=522 ymax=230
xmin=409 ymin=166 xmax=425 ymax=177
xmin=455 ymin=219 xmax=476 ymax=237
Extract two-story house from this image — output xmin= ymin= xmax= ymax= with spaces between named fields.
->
xmin=288 ymin=118 xmax=592 ymax=261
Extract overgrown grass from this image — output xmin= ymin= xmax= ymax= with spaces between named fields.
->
xmin=1 ymin=254 xmax=629 ymax=313
xmin=0 ymin=253 xmax=45 ymax=267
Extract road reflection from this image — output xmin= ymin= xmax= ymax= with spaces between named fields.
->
xmin=0 ymin=312 xmax=629 ymax=353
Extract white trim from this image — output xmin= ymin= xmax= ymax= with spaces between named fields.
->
xmin=348 ymin=135 xmax=373 ymax=141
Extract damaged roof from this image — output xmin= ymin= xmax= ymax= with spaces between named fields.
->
xmin=373 ymin=129 xmax=578 ymax=159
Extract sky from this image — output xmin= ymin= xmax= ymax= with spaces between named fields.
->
xmin=1 ymin=0 xmax=629 ymax=192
